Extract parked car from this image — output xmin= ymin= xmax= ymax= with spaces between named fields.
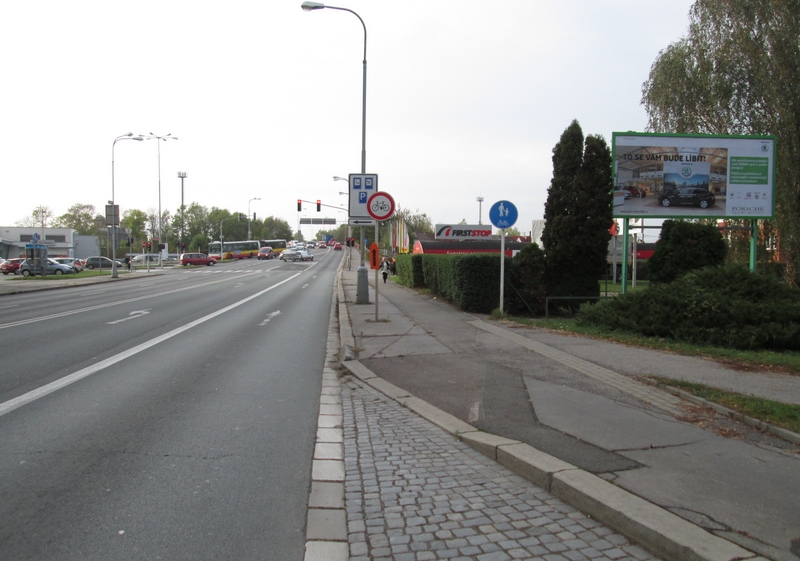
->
xmin=19 ymin=258 xmax=75 ymax=276
xmin=333 ymin=242 xmax=343 ymax=251
xmin=131 ymin=254 xmax=158 ymax=263
xmin=1 ymin=258 xmax=25 ymax=275
xmin=53 ymin=257 xmax=84 ymax=273
xmin=84 ymin=256 xmax=124 ymax=269
xmin=658 ymin=187 xmax=716 ymax=209
xmin=257 ymin=246 xmax=276 ymax=260
xmin=179 ymin=253 xmax=216 ymax=266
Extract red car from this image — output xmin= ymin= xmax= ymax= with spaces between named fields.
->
xmin=0 ymin=258 xmax=25 ymax=275
xmin=333 ymin=243 xmax=343 ymax=251
xmin=179 ymin=253 xmax=217 ymax=266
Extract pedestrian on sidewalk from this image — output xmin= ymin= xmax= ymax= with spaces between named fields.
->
xmin=380 ymin=257 xmax=390 ymax=283
xmin=124 ymin=256 xmax=131 ymax=272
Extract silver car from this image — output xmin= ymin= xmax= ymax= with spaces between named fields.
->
xmin=19 ymin=258 xmax=75 ymax=276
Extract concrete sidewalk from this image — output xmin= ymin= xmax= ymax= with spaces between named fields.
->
xmin=335 ymin=250 xmax=800 ymax=561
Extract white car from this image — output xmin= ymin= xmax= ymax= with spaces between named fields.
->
xmin=281 ymin=249 xmax=313 ymax=262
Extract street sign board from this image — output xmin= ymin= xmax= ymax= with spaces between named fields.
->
xmin=489 ymin=200 xmax=518 ymax=229
xmin=367 ymin=191 xmax=395 ymax=221
xmin=349 ymin=173 xmax=378 ymax=219
xmin=369 ymin=242 xmax=380 ymax=269
xmin=348 ymin=218 xmax=376 ymax=226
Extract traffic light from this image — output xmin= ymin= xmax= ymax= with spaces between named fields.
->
xmin=297 ymin=199 xmax=302 ymax=211
xmin=253 ymin=212 xmax=256 ymax=221
xmin=160 ymin=243 xmax=167 ymax=250
xmin=146 ymin=241 xmax=152 ymax=251
xmin=316 ymin=200 xmax=321 ymax=212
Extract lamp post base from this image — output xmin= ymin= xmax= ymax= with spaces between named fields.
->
xmin=356 ymin=265 xmax=370 ymax=304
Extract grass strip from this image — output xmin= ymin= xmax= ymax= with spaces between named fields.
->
xmin=503 ymin=316 xmax=800 ymax=374
xmin=649 ymin=377 xmax=800 ymax=434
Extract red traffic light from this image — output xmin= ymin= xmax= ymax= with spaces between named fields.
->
xmin=316 ymin=200 xmax=321 ymax=212
xmin=297 ymin=199 xmax=302 ymax=211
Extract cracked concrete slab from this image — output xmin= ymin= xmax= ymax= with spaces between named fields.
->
xmin=526 ymin=378 xmax=708 ymax=450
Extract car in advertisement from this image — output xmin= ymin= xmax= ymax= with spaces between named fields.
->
xmin=658 ymin=187 xmax=716 ymax=209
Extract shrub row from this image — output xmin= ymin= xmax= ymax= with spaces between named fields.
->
xmin=577 ymin=264 xmax=800 ymax=351
xmin=394 ymin=251 xmax=546 ymax=314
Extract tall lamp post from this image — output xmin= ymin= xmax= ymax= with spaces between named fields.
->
xmin=144 ymin=133 xmax=178 ymax=268
xmin=178 ymin=171 xmax=187 ymax=250
xmin=303 ymin=2 xmax=370 ymax=303
xmin=477 ymin=196 xmax=484 ymax=225
xmin=111 ymin=133 xmax=144 ymax=278
xmin=248 ymin=197 xmax=261 ymax=240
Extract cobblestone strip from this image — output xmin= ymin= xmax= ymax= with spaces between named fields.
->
xmin=304 ymin=310 xmax=351 ymax=561
xmin=470 ymin=321 xmax=685 ymax=417
xmin=342 ymin=377 xmax=660 ymax=561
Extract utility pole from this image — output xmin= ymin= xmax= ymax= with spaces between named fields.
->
xmin=178 ymin=171 xmax=187 ymax=249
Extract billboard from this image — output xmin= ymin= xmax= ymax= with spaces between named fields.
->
xmin=434 ymin=224 xmax=492 ymax=240
xmin=612 ymin=132 xmax=776 ymax=219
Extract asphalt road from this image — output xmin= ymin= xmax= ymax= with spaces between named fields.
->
xmin=0 ymin=249 xmax=340 ymax=561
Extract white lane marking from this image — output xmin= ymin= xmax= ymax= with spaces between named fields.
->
xmin=0 ymin=273 xmax=301 ymax=417
xmin=302 ymin=284 xmax=309 ymax=289
xmin=0 ymin=272 xmax=260 ymax=331
xmin=107 ymin=309 xmax=150 ymax=324
xmin=0 ymin=304 xmax=20 ymax=310
xmin=258 ymin=310 xmax=281 ymax=326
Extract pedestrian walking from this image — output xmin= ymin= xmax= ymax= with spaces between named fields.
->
xmin=124 ymin=256 xmax=131 ymax=272
xmin=380 ymin=258 xmax=390 ymax=283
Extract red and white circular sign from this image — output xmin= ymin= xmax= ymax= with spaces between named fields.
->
xmin=367 ymin=191 xmax=395 ymax=221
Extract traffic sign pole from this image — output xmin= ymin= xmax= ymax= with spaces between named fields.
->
xmin=489 ymin=200 xmax=518 ymax=316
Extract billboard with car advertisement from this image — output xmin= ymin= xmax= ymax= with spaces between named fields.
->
xmin=612 ymin=132 xmax=776 ymax=219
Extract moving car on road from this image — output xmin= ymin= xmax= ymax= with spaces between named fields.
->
xmin=257 ymin=246 xmax=276 ymax=260
xmin=179 ymin=253 xmax=216 ymax=266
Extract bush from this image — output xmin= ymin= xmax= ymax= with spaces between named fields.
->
xmin=577 ymin=264 xmax=800 ymax=351
xmin=507 ymin=243 xmax=547 ymax=315
xmin=648 ymin=220 xmax=727 ymax=283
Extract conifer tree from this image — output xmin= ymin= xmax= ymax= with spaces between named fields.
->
xmin=542 ymin=120 xmax=613 ymax=307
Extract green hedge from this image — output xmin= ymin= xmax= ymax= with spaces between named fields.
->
xmin=577 ymin=264 xmax=800 ymax=351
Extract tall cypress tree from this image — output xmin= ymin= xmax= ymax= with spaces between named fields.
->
xmin=542 ymin=120 xmax=613 ymax=305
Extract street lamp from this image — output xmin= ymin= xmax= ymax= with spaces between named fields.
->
xmin=111 ymin=133 xmax=144 ymax=278
xmin=178 ymin=171 xmax=187 ymax=249
xmin=304 ymin=2 xmax=370 ymax=303
xmin=143 ymin=133 xmax=178 ymax=268
xmin=248 ymin=197 xmax=261 ymax=240
xmin=477 ymin=196 xmax=484 ymax=225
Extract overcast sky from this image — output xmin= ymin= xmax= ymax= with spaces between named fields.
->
xmin=1 ymin=0 xmax=694 ymax=240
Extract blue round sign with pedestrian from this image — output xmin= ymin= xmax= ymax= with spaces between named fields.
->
xmin=489 ymin=200 xmax=518 ymax=229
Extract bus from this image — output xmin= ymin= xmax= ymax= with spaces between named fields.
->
xmin=259 ymin=239 xmax=287 ymax=255
xmin=208 ymin=240 xmax=260 ymax=260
